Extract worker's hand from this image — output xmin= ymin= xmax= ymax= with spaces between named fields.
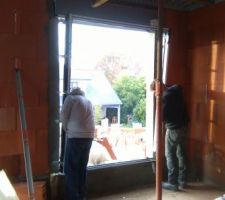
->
xmin=150 ymin=79 xmax=160 ymax=91
xmin=150 ymin=79 xmax=166 ymax=96
xmin=150 ymin=81 xmax=156 ymax=91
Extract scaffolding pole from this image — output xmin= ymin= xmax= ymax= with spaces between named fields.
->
xmin=155 ymin=0 xmax=164 ymax=200
xmin=15 ymin=61 xmax=35 ymax=200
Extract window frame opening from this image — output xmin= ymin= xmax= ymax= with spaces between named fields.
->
xmin=58 ymin=16 xmax=169 ymax=170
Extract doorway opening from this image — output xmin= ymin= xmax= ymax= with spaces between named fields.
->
xmin=58 ymin=19 xmax=168 ymax=166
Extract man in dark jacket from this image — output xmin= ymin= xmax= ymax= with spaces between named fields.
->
xmin=151 ymin=82 xmax=189 ymax=191
xmin=162 ymin=84 xmax=189 ymax=191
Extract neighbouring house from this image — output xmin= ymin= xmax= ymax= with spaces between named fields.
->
xmin=60 ymin=69 xmax=122 ymax=124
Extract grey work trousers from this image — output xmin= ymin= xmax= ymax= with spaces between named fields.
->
xmin=165 ymin=126 xmax=187 ymax=185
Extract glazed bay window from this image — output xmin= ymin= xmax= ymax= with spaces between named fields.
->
xmin=58 ymin=19 xmax=168 ymax=166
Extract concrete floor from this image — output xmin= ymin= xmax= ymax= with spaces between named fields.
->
xmin=90 ymin=182 xmax=224 ymax=200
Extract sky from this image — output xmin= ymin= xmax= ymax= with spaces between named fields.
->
xmin=58 ymin=22 xmax=155 ymax=72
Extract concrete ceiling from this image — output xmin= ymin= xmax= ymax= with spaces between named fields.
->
xmin=94 ymin=0 xmax=225 ymax=11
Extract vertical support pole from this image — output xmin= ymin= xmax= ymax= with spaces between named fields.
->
xmin=63 ymin=14 xmax=72 ymax=98
xmin=15 ymin=59 xmax=35 ymax=200
xmin=155 ymin=0 xmax=164 ymax=200
xmin=59 ymin=14 xmax=72 ymax=172
xmin=48 ymin=17 xmax=60 ymax=173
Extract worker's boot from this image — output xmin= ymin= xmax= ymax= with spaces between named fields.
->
xmin=162 ymin=182 xmax=178 ymax=191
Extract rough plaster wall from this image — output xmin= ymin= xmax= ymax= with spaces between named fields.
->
xmin=0 ymin=0 xmax=49 ymax=177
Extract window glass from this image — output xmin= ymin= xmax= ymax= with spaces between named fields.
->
xmin=58 ymin=21 xmax=156 ymax=166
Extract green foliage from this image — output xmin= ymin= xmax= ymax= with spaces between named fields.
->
xmin=133 ymin=98 xmax=146 ymax=126
xmin=113 ymin=76 xmax=146 ymax=126
xmin=94 ymin=105 xmax=102 ymax=125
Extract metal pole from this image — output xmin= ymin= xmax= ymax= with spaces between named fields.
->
xmin=59 ymin=14 xmax=72 ymax=172
xmin=63 ymin=14 xmax=72 ymax=97
xmin=15 ymin=60 xmax=35 ymax=200
xmin=155 ymin=0 xmax=164 ymax=199
xmin=48 ymin=17 xmax=60 ymax=173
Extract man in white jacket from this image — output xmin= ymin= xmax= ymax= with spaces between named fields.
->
xmin=60 ymin=87 xmax=95 ymax=200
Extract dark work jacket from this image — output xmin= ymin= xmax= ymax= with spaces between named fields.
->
xmin=162 ymin=85 xmax=189 ymax=130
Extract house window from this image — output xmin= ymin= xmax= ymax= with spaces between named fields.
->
xmin=58 ymin=19 xmax=165 ymax=166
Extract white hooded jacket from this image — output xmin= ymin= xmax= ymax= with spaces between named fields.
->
xmin=60 ymin=92 xmax=95 ymax=138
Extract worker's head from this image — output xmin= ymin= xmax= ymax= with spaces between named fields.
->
xmin=70 ymin=87 xmax=85 ymax=96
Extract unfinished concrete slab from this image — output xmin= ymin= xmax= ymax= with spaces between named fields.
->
xmin=90 ymin=182 xmax=225 ymax=200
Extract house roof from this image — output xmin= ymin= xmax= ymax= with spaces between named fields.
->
xmin=71 ymin=69 xmax=122 ymax=106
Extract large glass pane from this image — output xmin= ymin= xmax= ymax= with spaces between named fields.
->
xmin=59 ymin=21 xmax=155 ymax=166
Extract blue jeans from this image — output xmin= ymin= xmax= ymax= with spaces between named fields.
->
xmin=64 ymin=138 xmax=93 ymax=200
xmin=165 ymin=126 xmax=187 ymax=185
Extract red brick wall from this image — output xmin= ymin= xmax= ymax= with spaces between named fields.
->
xmin=187 ymin=2 xmax=225 ymax=185
xmin=164 ymin=9 xmax=191 ymax=120
xmin=164 ymin=9 xmax=188 ymax=88
xmin=161 ymin=4 xmax=225 ymax=185
xmin=0 ymin=0 xmax=49 ymax=177
xmin=1 ymin=0 xmax=225 ymax=187
xmin=163 ymin=5 xmax=225 ymax=185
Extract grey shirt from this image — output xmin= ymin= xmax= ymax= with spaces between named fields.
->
xmin=60 ymin=94 xmax=95 ymax=138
